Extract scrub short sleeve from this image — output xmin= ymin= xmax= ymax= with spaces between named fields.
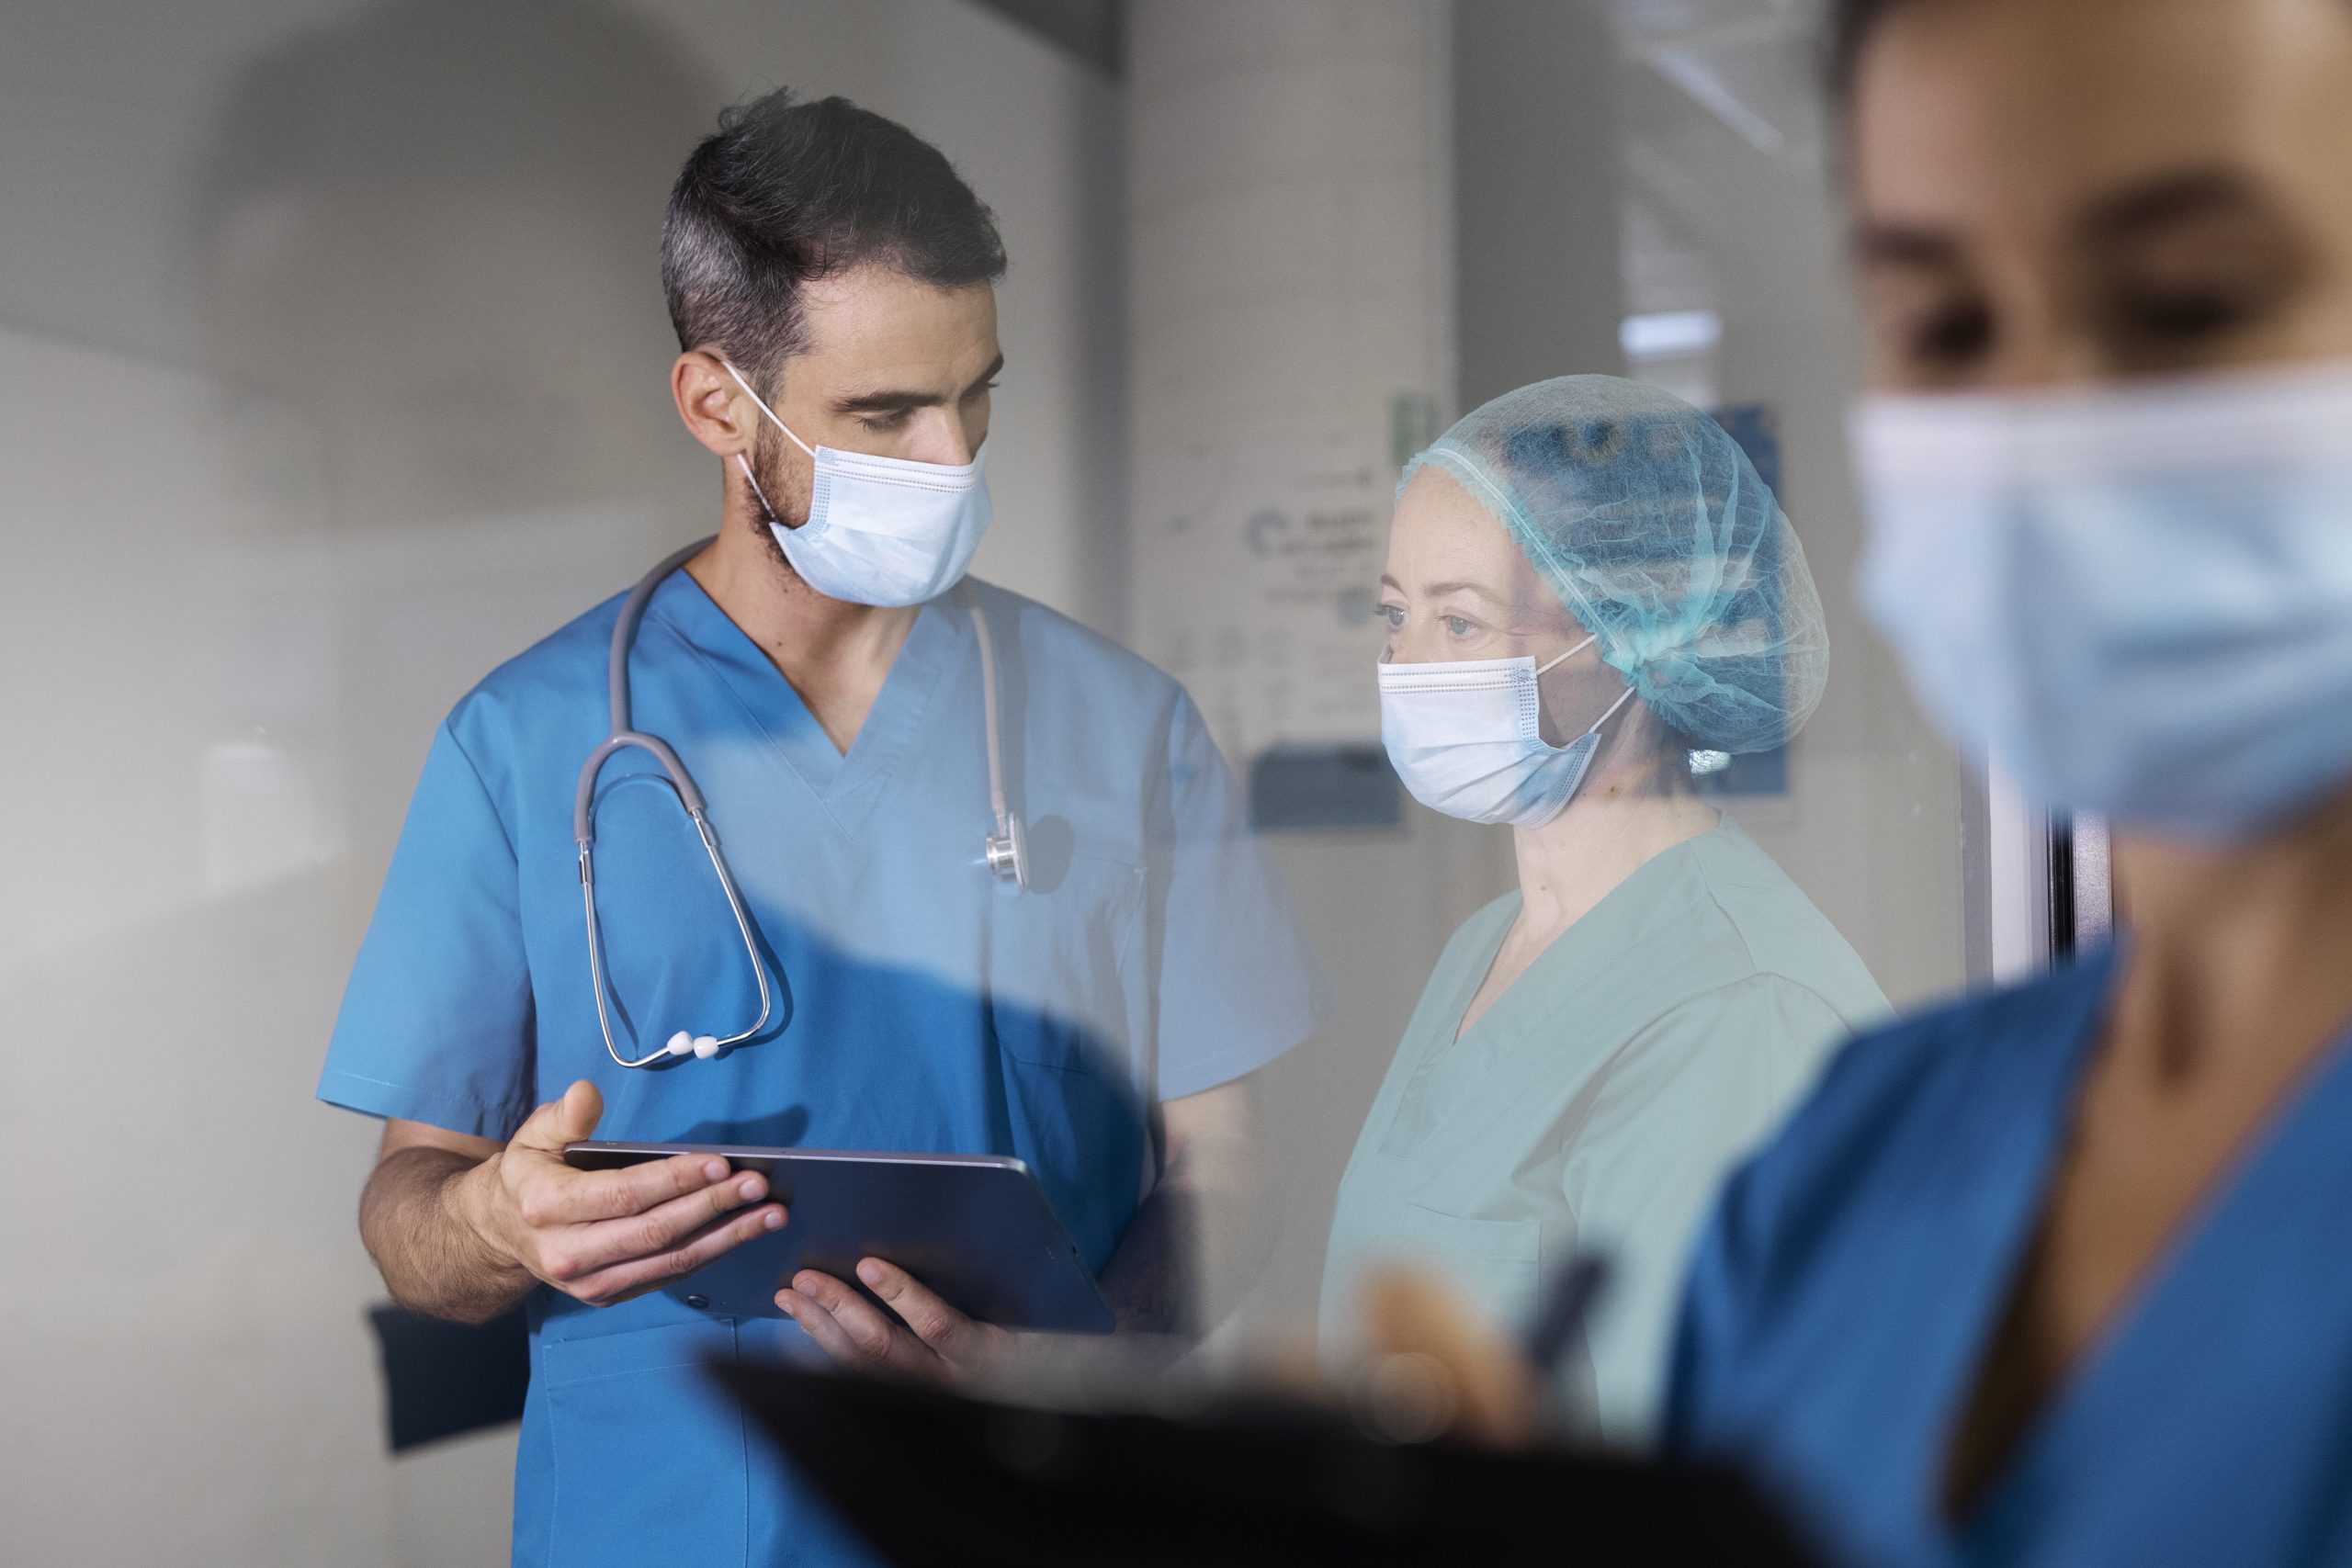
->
xmin=317 ymin=721 xmax=537 ymax=1138
xmin=1143 ymin=694 xmax=1332 ymax=1103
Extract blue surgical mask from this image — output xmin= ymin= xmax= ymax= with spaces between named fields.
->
xmin=1853 ymin=361 xmax=2352 ymax=843
xmin=724 ymin=361 xmax=992 ymax=607
xmin=1378 ymin=636 xmax=1638 ymax=828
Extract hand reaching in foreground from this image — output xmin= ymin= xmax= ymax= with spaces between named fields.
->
xmin=1347 ymin=1267 xmax=1544 ymax=1447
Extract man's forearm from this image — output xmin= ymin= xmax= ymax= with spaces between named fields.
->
xmin=360 ymin=1145 xmax=532 ymax=1324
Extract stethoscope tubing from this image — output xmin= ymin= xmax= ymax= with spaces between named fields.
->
xmin=577 ymin=538 xmax=1021 ymax=1069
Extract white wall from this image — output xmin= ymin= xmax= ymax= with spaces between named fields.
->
xmin=0 ymin=3 xmax=1120 ymax=1562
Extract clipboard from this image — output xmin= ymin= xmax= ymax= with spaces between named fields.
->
xmin=710 ymin=1357 xmax=1827 ymax=1567
xmin=564 ymin=1142 xmax=1115 ymax=1334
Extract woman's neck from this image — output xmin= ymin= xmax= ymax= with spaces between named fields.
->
xmin=2109 ymin=786 xmax=2352 ymax=1082
xmin=1511 ymin=775 xmax=1719 ymax=940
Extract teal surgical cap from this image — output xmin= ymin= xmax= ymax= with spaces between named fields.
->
xmin=1403 ymin=375 xmax=1829 ymax=755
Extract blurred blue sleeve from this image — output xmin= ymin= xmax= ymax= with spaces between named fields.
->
xmin=1144 ymin=692 xmax=1333 ymax=1103
xmin=317 ymin=721 xmax=537 ymax=1138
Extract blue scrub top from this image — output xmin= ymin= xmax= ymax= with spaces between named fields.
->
xmin=1666 ymin=946 xmax=2352 ymax=1568
xmin=320 ymin=568 xmax=1329 ymax=1568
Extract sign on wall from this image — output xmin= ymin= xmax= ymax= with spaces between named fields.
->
xmin=1136 ymin=429 xmax=1401 ymax=829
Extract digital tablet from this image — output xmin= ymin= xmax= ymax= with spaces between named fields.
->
xmin=563 ymin=1142 xmax=1116 ymax=1334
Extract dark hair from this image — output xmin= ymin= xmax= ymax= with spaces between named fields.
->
xmin=1833 ymin=0 xmax=2352 ymax=109
xmin=661 ymin=89 xmax=1008 ymax=378
xmin=1826 ymin=0 xmax=1907 ymax=109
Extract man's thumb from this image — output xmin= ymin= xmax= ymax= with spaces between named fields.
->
xmin=516 ymin=1079 xmax=603 ymax=1152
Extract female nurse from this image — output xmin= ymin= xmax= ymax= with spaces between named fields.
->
xmin=1319 ymin=376 xmax=1887 ymax=1444
xmin=1655 ymin=2 xmax=2352 ymax=1565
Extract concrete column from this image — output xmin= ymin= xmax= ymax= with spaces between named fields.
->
xmin=1453 ymin=0 xmax=1627 ymax=406
xmin=1125 ymin=0 xmax=1503 ymax=1331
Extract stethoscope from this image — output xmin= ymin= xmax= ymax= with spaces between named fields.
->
xmin=575 ymin=537 xmax=1028 ymax=1067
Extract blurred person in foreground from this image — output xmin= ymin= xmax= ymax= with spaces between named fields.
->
xmin=1362 ymin=2 xmax=2352 ymax=1564
xmin=1321 ymin=376 xmax=1885 ymax=1446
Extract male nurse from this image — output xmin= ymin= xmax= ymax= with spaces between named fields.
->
xmin=319 ymin=89 xmax=1329 ymax=1568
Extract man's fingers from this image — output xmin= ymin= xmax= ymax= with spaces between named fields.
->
xmin=571 ymin=1201 xmax=786 ymax=1303
xmin=563 ymin=1171 xmax=776 ymax=1272
xmin=791 ymin=1270 xmax=925 ymax=1368
xmin=776 ymin=1290 xmax=872 ymax=1367
xmin=542 ymin=1153 xmax=747 ymax=1226
xmin=560 ymin=1175 xmax=780 ymax=1288
xmin=858 ymin=1258 xmax=967 ymax=1351
xmin=510 ymin=1080 xmax=604 ymax=1155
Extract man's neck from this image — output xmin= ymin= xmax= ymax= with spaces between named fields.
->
xmin=684 ymin=515 xmax=921 ymax=756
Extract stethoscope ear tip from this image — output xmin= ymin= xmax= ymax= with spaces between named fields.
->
xmin=662 ymin=1030 xmax=724 ymax=1061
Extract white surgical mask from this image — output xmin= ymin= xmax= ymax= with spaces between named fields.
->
xmin=1378 ymin=635 xmax=1638 ymax=828
xmin=1854 ymin=360 xmax=2352 ymax=842
xmin=724 ymin=360 xmax=992 ymax=607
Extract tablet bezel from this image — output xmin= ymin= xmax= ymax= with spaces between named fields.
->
xmin=562 ymin=1141 xmax=1117 ymax=1335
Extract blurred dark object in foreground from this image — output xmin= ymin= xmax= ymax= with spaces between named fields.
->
xmin=368 ymin=1303 xmax=530 ymax=1452
xmin=713 ymin=1357 xmax=1823 ymax=1567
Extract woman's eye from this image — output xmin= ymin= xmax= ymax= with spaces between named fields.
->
xmin=1907 ymin=302 xmax=1995 ymax=369
xmin=1381 ymin=604 xmax=1406 ymax=629
xmin=1442 ymin=615 xmax=1477 ymax=637
xmin=2117 ymin=288 xmax=2261 ymax=343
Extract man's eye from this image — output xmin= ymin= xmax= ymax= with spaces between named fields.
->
xmin=857 ymin=412 xmax=912 ymax=434
xmin=1442 ymin=615 xmax=1476 ymax=637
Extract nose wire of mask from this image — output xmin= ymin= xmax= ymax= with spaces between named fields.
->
xmin=1378 ymin=635 xmax=1639 ymax=829
xmin=719 ymin=359 xmax=993 ymax=607
xmin=1853 ymin=360 xmax=2352 ymax=841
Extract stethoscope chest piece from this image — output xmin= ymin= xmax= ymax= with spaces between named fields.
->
xmin=986 ymin=813 xmax=1029 ymax=890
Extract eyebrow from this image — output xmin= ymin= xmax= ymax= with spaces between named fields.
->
xmin=831 ymin=353 xmax=1005 ymax=416
xmin=1856 ymin=168 xmax=2273 ymax=273
xmin=1854 ymin=221 xmax=1966 ymax=272
xmin=1380 ymin=573 xmax=1511 ymax=608
xmin=2078 ymin=167 xmax=2267 ymax=246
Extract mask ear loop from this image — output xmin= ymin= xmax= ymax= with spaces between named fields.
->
xmin=1534 ymin=633 xmax=1598 ymax=677
xmin=1584 ymin=682 xmax=1640 ymax=738
xmin=720 ymin=359 xmax=818 ymax=457
xmin=1532 ymin=632 xmax=1639 ymax=740
xmin=720 ymin=358 xmax=817 ymax=526
xmin=735 ymin=454 xmax=779 ymax=522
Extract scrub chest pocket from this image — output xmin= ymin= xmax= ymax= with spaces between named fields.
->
xmin=983 ymin=852 xmax=1146 ymax=1076
xmin=982 ymin=852 xmax=1150 ymax=1237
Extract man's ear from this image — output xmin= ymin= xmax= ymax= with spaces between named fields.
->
xmin=672 ymin=349 xmax=758 ymax=457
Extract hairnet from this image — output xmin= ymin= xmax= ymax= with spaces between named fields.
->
xmin=1403 ymin=376 xmax=1828 ymax=754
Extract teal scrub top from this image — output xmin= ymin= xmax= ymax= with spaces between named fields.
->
xmin=1320 ymin=818 xmax=1885 ymax=1445
xmin=318 ymin=569 xmax=1329 ymax=1568
xmin=1667 ymin=946 xmax=2352 ymax=1568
